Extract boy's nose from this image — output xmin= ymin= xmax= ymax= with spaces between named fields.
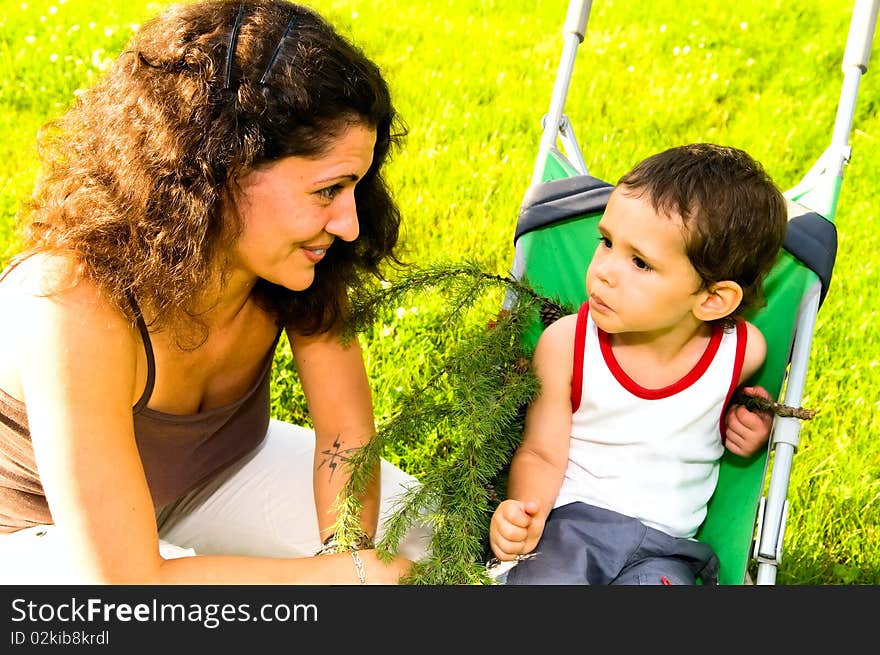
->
xmin=593 ymin=257 xmax=616 ymax=287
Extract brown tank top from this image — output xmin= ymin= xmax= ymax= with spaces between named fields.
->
xmin=0 ymin=303 xmax=280 ymax=533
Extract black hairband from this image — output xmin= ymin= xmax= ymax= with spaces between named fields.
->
xmin=259 ymin=13 xmax=297 ymax=85
xmin=222 ymin=6 xmax=297 ymax=91
xmin=222 ymin=4 xmax=247 ymax=91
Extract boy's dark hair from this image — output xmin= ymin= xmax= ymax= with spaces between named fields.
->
xmin=617 ymin=143 xmax=788 ymax=327
xmin=20 ymin=0 xmax=403 ymax=344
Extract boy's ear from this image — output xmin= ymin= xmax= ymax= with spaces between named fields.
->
xmin=693 ymin=280 xmax=743 ymax=322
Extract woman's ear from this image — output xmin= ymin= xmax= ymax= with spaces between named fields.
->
xmin=693 ymin=280 xmax=743 ymax=322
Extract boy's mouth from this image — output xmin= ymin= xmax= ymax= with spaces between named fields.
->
xmin=589 ymin=294 xmax=612 ymax=313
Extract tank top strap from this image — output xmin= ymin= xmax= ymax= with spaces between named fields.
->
xmin=126 ymin=293 xmax=156 ymax=413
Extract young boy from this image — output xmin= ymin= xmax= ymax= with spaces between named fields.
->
xmin=489 ymin=143 xmax=788 ymax=585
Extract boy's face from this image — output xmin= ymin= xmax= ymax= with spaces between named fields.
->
xmin=586 ymin=187 xmax=706 ymax=335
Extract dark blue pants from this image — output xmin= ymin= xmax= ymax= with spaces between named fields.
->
xmin=505 ymin=502 xmax=719 ymax=585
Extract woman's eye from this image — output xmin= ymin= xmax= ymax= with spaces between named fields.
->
xmin=598 ymin=236 xmax=612 ymax=248
xmin=633 ymin=257 xmax=653 ymax=271
xmin=317 ymin=185 xmax=343 ymax=201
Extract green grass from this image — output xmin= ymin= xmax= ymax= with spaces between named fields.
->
xmin=2 ymin=0 xmax=878 ymax=584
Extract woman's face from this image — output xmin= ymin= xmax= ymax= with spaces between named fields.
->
xmin=229 ymin=122 xmax=377 ymax=291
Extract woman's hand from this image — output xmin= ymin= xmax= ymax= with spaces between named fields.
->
xmin=348 ymin=550 xmax=413 ymax=584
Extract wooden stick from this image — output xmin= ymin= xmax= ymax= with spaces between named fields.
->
xmin=732 ymin=390 xmax=816 ymax=420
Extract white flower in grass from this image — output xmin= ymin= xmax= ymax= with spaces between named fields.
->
xmin=91 ymin=48 xmax=111 ymax=71
xmin=746 ymin=58 xmax=755 ymax=66
xmin=24 ymin=35 xmax=35 ymax=44
xmin=740 ymin=22 xmax=748 ymax=30
xmin=48 ymin=5 xmax=57 ymax=14
xmin=395 ymin=307 xmax=406 ymax=320
xmin=49 ymin=53 xmax=58 ymax=62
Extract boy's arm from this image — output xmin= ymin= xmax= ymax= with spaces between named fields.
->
xmin=724 ymin=322 xmax=773 ymax=457
xmin=506 ymin=314 xmax=578 ymax=523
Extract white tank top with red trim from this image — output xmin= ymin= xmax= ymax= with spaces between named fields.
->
xmin=554 ymin=302 xmax=747 ymax=539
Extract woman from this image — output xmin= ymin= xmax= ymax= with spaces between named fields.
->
xmin=0 ymin=0 xmax=429 ymax=584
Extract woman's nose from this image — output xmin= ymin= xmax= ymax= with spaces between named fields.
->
xmin=326 ymin=191 xmax=360 ymax=242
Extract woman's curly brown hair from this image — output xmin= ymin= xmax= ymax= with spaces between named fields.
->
xmin=17 ymin=0 xmax=403 ymax=345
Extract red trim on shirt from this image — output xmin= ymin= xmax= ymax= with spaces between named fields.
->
xmin=718 ymin=318 xmax=748 ymax=437
xmin=597 ymin=321 xmax=724 ymax=400
xmin=571 ymin=302 xmax=589 ymax=412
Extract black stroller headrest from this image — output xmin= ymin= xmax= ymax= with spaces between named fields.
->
xmin=783 ymin=202 xmax=838 ymax=308
xmin=515 ymin=175 xmax=613 ymax=243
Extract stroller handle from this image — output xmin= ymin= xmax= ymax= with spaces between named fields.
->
xmin=843 ymin=0 xmax=879 ymax=72
xmin=531 ymin=1 xmax=595 ymax=186
xmin=563 ymin=0 xmax=591 ymax=42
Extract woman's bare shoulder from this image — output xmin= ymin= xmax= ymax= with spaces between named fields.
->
xmin=1 ymin=251 xmax=137 ymax=360
xmin=2 ymin=251 xmax=118 ymax=315
xmin=0 ymin=252 xmax=140 ymax=401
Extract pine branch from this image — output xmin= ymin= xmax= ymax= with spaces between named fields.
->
xmin=333 ymin=260 xmax=568 ymax=584
xmin=344 ymin=260 xmax=571 ymax=340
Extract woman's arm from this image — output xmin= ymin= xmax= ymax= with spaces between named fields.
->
xmin=16 ymin=266 xmax=166 ymax=582
xmin=12 ymin=264 xmax=401 ymax=583
xmin=287 ymin=325 xmax=380 ymax=545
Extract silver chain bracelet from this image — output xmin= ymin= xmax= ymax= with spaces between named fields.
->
xmin=350 ymin=551 xmax=367 ymax=584
xmin=314 ymin=532 xmax=375 ymax=557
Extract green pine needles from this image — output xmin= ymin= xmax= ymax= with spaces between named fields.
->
xmin=332 ymin=261 xmax=572 ymax=584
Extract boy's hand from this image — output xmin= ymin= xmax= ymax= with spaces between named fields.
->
xmin=489 ymin=499 xmax=542 ymax=561
xmin=724 ymin=386 xmax=774 ymax=457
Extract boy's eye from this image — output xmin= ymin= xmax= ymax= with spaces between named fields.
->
xmin=633 ymin=257 xmax=653 ymax=271
xmin=598 ymin=236 xmax=612 ymax=248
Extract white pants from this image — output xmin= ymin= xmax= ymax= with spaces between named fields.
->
xmin=0 ymin=420 xmax=432 ymax=584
